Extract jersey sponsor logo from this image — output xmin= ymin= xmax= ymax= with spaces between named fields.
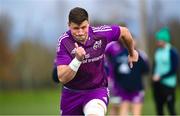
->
xmin=93 ymin=40 xmax=102 ymax=50
xmin=85 ymin=53 xmax=90 ymax=59
xmin=82 ymin=54 xmax=104 ymax=64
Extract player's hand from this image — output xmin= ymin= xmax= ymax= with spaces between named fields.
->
xmin=128 ymin=49 xmax=139 ymax=68
xmin=74 ymin=43 xmax=86 ymax=61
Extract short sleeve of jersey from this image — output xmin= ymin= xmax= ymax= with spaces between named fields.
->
xmin=92 ymin=25 xmax=120 ymax=43
xmin=55 ymin=36 xmax=71 ymax=66
xmin=110 ymin=25 xmax=121 ymax=41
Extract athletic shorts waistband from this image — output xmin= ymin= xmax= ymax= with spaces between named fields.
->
xmin=63 ymin=86 xmax=108 ymax=92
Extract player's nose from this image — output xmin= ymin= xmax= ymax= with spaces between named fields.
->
xmin=77 ymin=29 xmax=84 ymax=35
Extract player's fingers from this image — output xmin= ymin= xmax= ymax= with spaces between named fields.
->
xmin=75 ymin=43 xmax=79 ymax=48
xmin=79 ymin=47 xmax=86 ymax=55
xmin=82 ymin=50 xmax=86 ymax=55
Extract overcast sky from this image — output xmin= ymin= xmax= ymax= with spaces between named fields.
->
xmin=1 ymin=0 xmax=180 ymax=48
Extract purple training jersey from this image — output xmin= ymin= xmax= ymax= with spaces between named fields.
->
xmin=55 ymin=25 xmax=120 ymax=90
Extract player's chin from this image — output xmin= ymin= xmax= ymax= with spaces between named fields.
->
xmin=76 ymin=37 xmax=86 ymax=41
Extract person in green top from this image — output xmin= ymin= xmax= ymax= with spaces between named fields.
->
xmin=152 ymin=27 xmax=179 ymax=115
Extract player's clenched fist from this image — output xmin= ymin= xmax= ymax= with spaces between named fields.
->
xmin=74 ymin=43 xmax=86 ymax=61
xmin=128 ymin=49 xmax=139 ymax=68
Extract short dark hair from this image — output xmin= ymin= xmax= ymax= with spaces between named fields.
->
xmin=68 ymin=7 xmax=88 ymax=25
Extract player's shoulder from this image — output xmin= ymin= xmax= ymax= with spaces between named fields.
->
xmin=105 ymin=41 xmax=119 ymax=54
xmin=106 ymin=41 xmax=118 ymax=49
xmin=58 ymin=32 xmax=70 ymax=41
xmin=57 ymin=31 xmax=70 ymax=44
xmin=91 ymin=25 xmax=113 ymax=33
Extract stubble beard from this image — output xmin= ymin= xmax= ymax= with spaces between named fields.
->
xmin=74 ymin=35 xmax=88 ymax=44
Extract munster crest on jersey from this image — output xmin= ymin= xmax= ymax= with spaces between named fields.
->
xmin=93 ymin=40 xmax=102 ymax=50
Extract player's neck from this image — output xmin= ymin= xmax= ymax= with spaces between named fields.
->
xmin=76 ymin=36 xmax=88 ymax=45
xmin=82 ymin=37 xmax=88 ymax=45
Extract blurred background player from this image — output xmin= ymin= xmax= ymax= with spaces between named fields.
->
xmin=152 ymin=27 xmax=179 ymax=115
xmin=105 ymin=40 xmax=149 ymax=116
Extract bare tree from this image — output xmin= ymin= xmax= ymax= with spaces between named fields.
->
xmin=14 ymin=38 xmax=55 ymax=89
xmin=0 ymin=13 xmax=14 ymax=89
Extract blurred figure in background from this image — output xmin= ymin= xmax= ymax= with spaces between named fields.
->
xmin=152 ymin=27 xmax=179 ymax=115
xmin=105 ymin=40 xmax=149 ymax=116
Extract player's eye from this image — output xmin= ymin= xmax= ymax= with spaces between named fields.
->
xmin=73 ymin=27 xmax=79 ymax=30
xmin=81 ymin=26 xmax=86 ymax=29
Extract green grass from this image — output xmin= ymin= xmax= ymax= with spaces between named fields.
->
xmin=0 ymin=88 xmax=60 ymax=115
xmin=0 ymin=87 xmax=179 ymax=115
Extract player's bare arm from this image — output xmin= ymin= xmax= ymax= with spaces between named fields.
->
xmin=57 ymin=65 xmax=76 ymax=84
xmin=57 ymin=43 xmax=86 ymax=84
xmin=119 ymin=26 xmax=139 ymax=68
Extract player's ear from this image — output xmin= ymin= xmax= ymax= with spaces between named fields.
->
xmin=68 ymin=22 xmax=72 ymax=29
xmin=68 ymin=22 xmax=71 ymax=27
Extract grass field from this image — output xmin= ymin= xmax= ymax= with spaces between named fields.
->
xmin=0 ymin=87 xmax=180 ymax=115
xmin=0 ymin=88 xmax=60 ymax=115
